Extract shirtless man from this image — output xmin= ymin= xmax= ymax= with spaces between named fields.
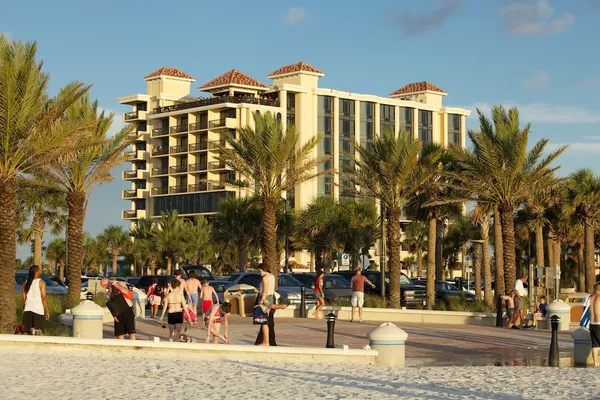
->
xmin=186 ymin=271 xmax=202 ymax=317
xmin=205 ymin=302 xmax=231 ymax=344
xmin=173 ymin=269 xmax=192 ymax=305
xmin=590 ymin=283 xmax=600 ymax=367
xmin=200 ymin=279 xmax=219 ymax=329
xmin=100 ymin=278 xmax=136 ymax=340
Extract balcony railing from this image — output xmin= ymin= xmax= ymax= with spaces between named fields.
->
xmin=124 ymin=111 xmax=139 ymax=121
xmin=189 ymin=141 xmax=208 ymax=152
xmin=188 ymin=183 xmax=207 ymax=192
xmin=124 ymin=150 xmax=137 ymax=160
xmin=151 ymin=127 xmax=169 ymax=138
xmin=169 ymin=185 xmax=188 ymax=194
xmin=208 ymin=118 xmax=228 ymax=129
xmin=189 ymin=163 xmax=208 ymax=172
xmin=207 ymin=183 xmax=225 ymax=191
xmin=151 ymin=146 xmax=169 ymax=156
xmin=152 ymin=187 xmax=168 ymax=195
xmin=151 ymin=167 xmax=168 ymax=176
xmin=123 ymin=190 xmax=138 ymax=199
xmin=152 ymin=95 xmax=280 ymax=115
xmin=170 ymin=165 xmax=188 ymax=174
xmin=189 ymin=121 xmax=208 ymax=131
xmin=208 ymin=140 xmax=225 ymax=150
xmin=123 ymin=170 xmax=138 ymax=179
xmin=170 ymin=144 xmax=188 ymax=154
xmin=208 ymin=161 xmax=226 ymax=170
xmin=123 ymin=210 xmax=137 ymax=218
xmin=170 ymin=124 xmax=188 ymax=135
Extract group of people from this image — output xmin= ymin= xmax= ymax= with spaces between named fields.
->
xmin=503 ymin=274 xmax=547 ymax=330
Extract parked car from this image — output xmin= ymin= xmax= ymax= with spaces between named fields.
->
xmin=135 ymin=275 xmax=175 ymax=294
xmin=290 ymin=273 xmax=352 ymax=302
xmin=435 ymin=281 xmax=476 ymax=304
xmin=126 ymin=277 xmax=140 ymax=287
xmin=209 ymin=280 xmax=234 ymax=303
xmin=80 ymin=280 xmax=134 ymax=300
xmin=180 ymin=265 xmax=215 ymax=280
xmin=228 ymin=272 xmax=317 ymax=307
xmin=335 ymin=270 xmax=427 ymax=307
xmin=49 ymin=277 xmax=66 ymax=287
xmin=15 ymin=270 xmax=68 ymax=295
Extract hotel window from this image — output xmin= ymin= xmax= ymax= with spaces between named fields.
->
xmin=360 ymin=102 xmax=374 ymax=151
xmin=448 ymin=114 xmax=461 ymax=145
xmin=418 ymin=110 xmax=433 ymax=143
xmin=399 ymin=107 xmax=413 ymax=135
xmin=339 ymin=99 xmax=355 ymax=200
xmin=318 ymin=96 xmax=334 ymax=197
xmin=287 ymin=93 xmax=296 ymax=127
xmin=380 ymin=104 xmax=395 ymax=133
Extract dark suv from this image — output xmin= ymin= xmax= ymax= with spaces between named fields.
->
xmin=180 ymin=265 xmax=214 ymax=280
xmin=334 ymin=270 xmax=426 ymax=307
xmin=291 ymin=273 xmax=352 ymax=302
xmin=228 ymin=272 xmax=317 ymax=307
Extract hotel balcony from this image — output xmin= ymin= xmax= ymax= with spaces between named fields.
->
xmin=151 ymin=127 xmax=169 ymax=138
xmin=124 ymin=149 xmax=148 ymax=161
xmin=152 ymin=95 xmax=280 ymax=115
xmin=170 ymin=124 xmax=189 ymax=136
xmin=151 ymin=186 xmax=168 ymax=196
xmin=122 ymin=169 xmax=147 ymax=181
xmin=169 ymin=185 xmax=188 ymax=194
xmin=170 ymin=164 xmax=188 ymax=174
xmin=123 ymin=110 xmax=147 ymax=122
xmin=122 ymin=209 xmax=146 ymax=220
xmin=188 ymin=183 xmax=207 ymax=192
xmin=208 ymin=160 xmax=227 ymax=171
xmin=189 ymin=140 xmax=208 ymax=152
xmin=207 ymin=182 xmax=225 ymax=191
xmin=170 ymin=144 xmax=188 ymax=155
xmin=151 ymin=146 xmax=169 ymax=157
xmin=189 ymin=121 xmax=208 ymax=132
xmin=208 ymin=117 xmax=236 ymax=130
xmin=189 ymin=162 xmax=208 ymax=173
xmin=208 ymin=140 xmax=226 ymax=152
xmin=127 ymin=130 xmax=146 ymax=141
xmin=151 ymin=166 xmax=169 ymax=177
xmin=121 ymin=189 xmax=147 ymax=200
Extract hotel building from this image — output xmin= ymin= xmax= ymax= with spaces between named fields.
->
xmin=118 ymin=62 xmax=471 ymax=263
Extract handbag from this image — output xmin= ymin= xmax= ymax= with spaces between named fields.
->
xmin=253 ymin=306 xmax=268 ymax=325
xmin=106 ymin=294 xmax=129 ymax=318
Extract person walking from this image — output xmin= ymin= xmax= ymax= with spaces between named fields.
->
xmin=350 ymin=268 xmax=375 ymax=323
xmin=146 ymin=278 xmax=163 ymax=319
xmin=200 ymin=278 xmax=219 ymax=329
xmin=159 ymin=279 xmax=188 ymax=342
xmin=313 ymin=269 xmax=325 ymax=319
xmin=510 ymin=274 xmax=528 ymax=329
xmin=173 ymin=269 xmax=192 ymax=305
xmin=21 ymin=265 xmax=50 ymax=335
xmin=101 ymin=278 xmax=136 ymax=340
xmin=590 ymin=283 xmax=600 ymax=367
xmin=186 ymin=271 xmax=202 ymax=317
xmin=256 ymin=264 xmax=275 ymax=346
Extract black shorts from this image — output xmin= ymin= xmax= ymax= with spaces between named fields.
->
xmin=591 ymin=324 xmax=600 ymax=348
xmin=23 ymin=311 xmax=45 ymax=334
xmin=114 ymin=307 xmax=136 ymax=337
xmin=168 ymin=311 xmax=184 ymax=325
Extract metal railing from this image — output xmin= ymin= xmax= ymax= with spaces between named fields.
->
xmin=152 ymin=187 xmax=168 ymax=195
xmin=151 ymin=167 xmax=168 ymax=176
xmin=170 ymin=165 xmax=188 ymax=174
xmin=207 ymin=183 xmax=225 ymax=190
xmin=170 ymin=145 xmax=187 ymax=154
xmin=189 ymin=163 xmax=208 ymax=172
xmin=208 ymin=118 xmax=227 ymax=129
xmin=188 ymin=183 xmax=207 ymax=192
xmin=152 ymin=95 xmax=279 ymax=114
xmin=189 ymin=141 xmax=208 ymax=152
xmin=124 ymin=111 xmax=139 ymax=121
xmin=169 ymin=185 xmax=188 ymax=194
xmin=151 ymin=127 xmax=169 ymax=138
xmin=123 ymin=210 xmax=137 ymax=218
xmin=123 ymin=170 xmax=138 ymax=179
xmin=189 ymin=121 xmax=208 ymax=131
xmin=123 ymin=190 xmax=138 ymax=199
xmin=208 ymin=161 xmax=226 ymax=170
xmin=170 ymin=124 xmax=188 ymax=134
xmin=151 ymin=147 xmax=169 ymax=156
xmin=208 ymin=140 xmax=225 ymax=150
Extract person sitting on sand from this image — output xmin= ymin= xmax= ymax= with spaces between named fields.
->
xmin=200 ymin=278 xmax=219 ymax=329
xmin=205 ymin=302 xmax=232 ymax=344
xmin=159 ymin=279 xmax=189 ymax=342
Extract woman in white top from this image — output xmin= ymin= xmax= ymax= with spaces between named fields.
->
xmin=22 ymin=265 xmax=50 ymax=334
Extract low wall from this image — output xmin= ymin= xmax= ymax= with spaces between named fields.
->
xmin=276 ymin=306 xmax=497 ymax=326
xmin=0 ymin=335 xmax=377 ymax=365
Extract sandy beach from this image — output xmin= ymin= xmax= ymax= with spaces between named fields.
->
xmin=1 ymin=345 xmax=597 ymax=400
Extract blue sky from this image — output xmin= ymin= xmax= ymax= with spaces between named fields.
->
xmin=3 ymin=0 xmax=599 ymax=259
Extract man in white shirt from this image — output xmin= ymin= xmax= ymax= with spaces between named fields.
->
xmin=510 ymin=274 xmax=528 ymax=329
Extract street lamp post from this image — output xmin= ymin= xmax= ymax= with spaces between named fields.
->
xmin=284 ymin=195 xmax=289 ymax=274
xmin=380 ymin=202 xmax=386 ymax=298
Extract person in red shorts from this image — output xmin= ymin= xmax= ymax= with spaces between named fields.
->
xmin=200 ymin=279 xmax=219 ymax=329
xmin=205 ymin=302 xmax=231 ymax=344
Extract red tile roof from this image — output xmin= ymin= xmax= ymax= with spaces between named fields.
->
xmin=144 ymin=67 xmax=195 ymax=80
xmin=198 ymin=69 xmax=268 ymax=91
xmin=268 ymin=61 xmax=324 ymax=78
xmin=389 ymin=81 xmax=446 ymax=97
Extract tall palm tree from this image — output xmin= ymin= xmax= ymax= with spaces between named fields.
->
xmin=473 ymin=205 xmax=493 ymax=306
xmin=339 ymin=200 xmax=379 ymax=268
xmin=217 ymin=112 xmax=324 ymax=277
xmin=345 ymin=129 xmax=441 ymax=308
xmin=16 ymin=184 xmax=67 ymax=266
xmin=155 ymin=210 xmax=185 ymax=275
xmin=82 ymin=233 xmax=106 ymax=275
xmin=210 ymin=197 xmax=261 ymax=272
xmin=40 ymin=94 xmax=132 ymax=302
xmin=130 ymin=218 xmax=159 ymax=275
xmin=0 ymin=36 xmax=90 ymax=332
xmin=45 ymin=238 xmax=66 ymax=282
xmin=493 ymin=207 xmax=505 ymax=296
xmin=99 ymin=225 xmax=130 ymax=276
xmin=447 ymin=106 xmax=565 ymax=291
xmin=181 ymin=216 xmax=212 ymax=266
xmin=403 ymin=221 xmax=428 ymax=277
xmin=564 ymin=169 xmax=600 ymax=293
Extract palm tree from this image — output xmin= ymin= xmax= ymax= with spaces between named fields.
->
xmin=403 ymin=221 xmax=428 ymax=277
xmin=445 ymin=215 xmax=477 ymax=276
xmin=181 ymin=216 xmax=212 ymax=266
xmin=40 ymin=94 xmax=132 ymax=302
xmin=0 ymin=36 xmax=90 ymax=332
xmin=345 ymin=129 xmax=441 ymax=308
xmin=155 ymin=210 xmax=185 ymax=275
xmin=217 ymin=112 xmax=324 ymax=277
xmin=16 ymin=184 xmax=67 ymax=266
xmin=82 ymin=233 xmax=106 ymax=275
xmin=210 ymin=197 xmax=261 ymax=272
xmin=45 ymin=238 xmax=66 ymax=282
xmin=339 ymin=200 xmax=379 ymax=268
xmin=130 ymin=219 xmax=159 ymax=275
xmin=564 ymin=169 xmax=600 ymax=293
xmin=493 ymin=207 xmax=505 ymax=296
xmin=447 ymin=106 xmax=565 ymax=291
xmin=98 ymin=225 xmax=130 ymax=276
xmin=473 ymin=205 xmax=493 ymax=306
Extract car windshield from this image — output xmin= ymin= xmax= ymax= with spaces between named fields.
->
xmin=278 ymin=275 xmax=302 ymax=287
xmin=292 ymin=275 xmax=314 ymax=287
xmin=400 ymin=275 xmax=412 ymax=285
xmin=184 ymin=267 xmax=212 ymax=279
xmin=212 ymin=282 xmax=233 ymax=292
xmin=366 ymin=273 xmax=389 ymax=286
xmin=324 ymin=275 xmax=350 ymax=289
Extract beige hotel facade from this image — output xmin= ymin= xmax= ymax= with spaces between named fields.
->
xmin=119 ymin=62 xmax=471 ymax=264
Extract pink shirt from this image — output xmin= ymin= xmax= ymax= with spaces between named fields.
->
xmin=507 ymin=296 xmax=514 ymax=309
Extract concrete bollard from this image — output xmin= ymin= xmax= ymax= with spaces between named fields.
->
xmin=72 ymin=300 xmax=104 ymax=339
xmin=572 ymin=327 xmax=593 ymax=366
xmin=133 ymin=289 xmax=147 ymax=319
xmin=545 ymin=300 xmax=571 ymax=331
xmin=367 ymin=322 xmax=408 ymax=367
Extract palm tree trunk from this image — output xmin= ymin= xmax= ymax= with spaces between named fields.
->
xmin=112 ymin=253 xmax=118 ymax=276
xmin=578 ymin=244 xmax=585 ymax=292
xmin=554 ymin=240 xmax=561 ymax=271
xmin=584 ymin=223 xmax=595 ymax=293
xmin=238 ymin=245 xmax=247 ymax=272
xmin=535 ymin=225 xmax=544 ymax=268
xmin=33 ymin=230 xmax=43 ymax=267
xmin=499 ymin=207 xmax=516 ymax=295
xmin=387 ymin=207 xmax=402 ymax=308
xmin=547 ymin=236 xmax=555 ymax=270
xmin=416 ymin=248 xmax=423 ymax=277
xmin=483 ymin=233 xmax=493 ymax=307
xmin=262 ymin=197 xmax=279 ymax=279
xmin=474 ymin=243 xmax=482 ymax=301
xmin=59 ymin=260 xmax=65 ymax=282
xmin=0 ymin=178 xmax=17 ymax=333
xmin=426 ymin=217 xmax=436 ymax=310
xmin=66 ymin=190 xmax=85 ymax=304
xmin=493 ymin=208 xmax=505 ymax=296
xmin=435 ymin=219 xmax=444 ymax=281
xmin=323 ymin=250 xmax=332 ymax=274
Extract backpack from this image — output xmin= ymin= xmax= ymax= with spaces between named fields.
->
xmin=154 ymin=284 xmax=164 ymax=297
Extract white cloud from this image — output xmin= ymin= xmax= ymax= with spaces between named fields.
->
xmin=547 ymin=142 xmax=600 ymax=154
xmin=464 ymin=102 xmax=600 ymax=125
xmin=281 ymin=7 xmax=306 ymax=26
xmin=500 ymin=0 xmax=575 ymax=36
xmin=99 ymin=107 xmax=127 ymax=137
xmin=524 ymin=71 xmax=550 ymax=90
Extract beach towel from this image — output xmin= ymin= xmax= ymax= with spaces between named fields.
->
xmin=183 ymin=308 xmax=197 ymax=323
xmin=580 ymin=294 xmax=592 ymax=329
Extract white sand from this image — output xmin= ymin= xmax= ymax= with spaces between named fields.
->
xmin=1 ymin=345 xmax=598 ymax=400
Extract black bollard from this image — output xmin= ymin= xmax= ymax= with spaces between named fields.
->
xmin=85 ymin=292 xmax=94 ymax=301
xmin=548 ymin=315 xmax=560 ymax=367
xmin=326 ymin=313 xmax=337 ymax=348
xmin=496 ymin=294 xmax=503 ymax=327
xmin=300 ymin=286 xmax=307 ymax=318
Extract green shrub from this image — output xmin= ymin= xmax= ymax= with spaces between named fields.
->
xmin=438 ymin=297 xmax=494 ymax=312
xmin=93 ymin=294 xmax=107 ymax=307
xmin=364 ymin=294 xmax=386 ymax=308
xmin=15 ymin=294 xmax=70 ymax=337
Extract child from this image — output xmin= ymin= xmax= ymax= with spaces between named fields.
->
xmin=524 ymin=296 xmax=547 ymax=329
xmin=205 ymin=302 xmax=232 ymax=344
xmin=503 ymin=291 xmax=515 ymax=328
xmin=146 ymin=278 xmax=162 ymax=319
xmin=200 ymin=279 xmax=219 ymax=329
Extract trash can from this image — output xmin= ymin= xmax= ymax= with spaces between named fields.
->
xmin=572 ymin=327 xmax=593 ymax=366
xmin=72 ymin=300 xmax=104 ymax=339
xmin=367 ymin=322 xmax=408 ymax=367
xmin=133 ymin=288 xmax=147 ymax=319
xmin=545 ymin=300 xmax=571 ymax=331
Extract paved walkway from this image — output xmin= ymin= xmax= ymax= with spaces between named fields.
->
xmin=104 ymin=312 xmax=575 ymax=367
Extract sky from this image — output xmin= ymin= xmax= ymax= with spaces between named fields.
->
xmin=3 ymin=0 xmax=599 ymax=259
